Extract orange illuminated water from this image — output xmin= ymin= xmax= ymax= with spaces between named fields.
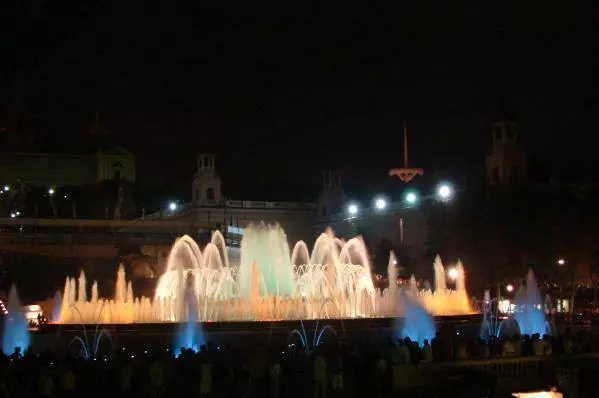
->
xmin=57 ymin=224 xmax=473 ymax=324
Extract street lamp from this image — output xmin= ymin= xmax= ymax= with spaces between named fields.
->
xmin=168 ymin=201 xmax=178 ymax=212
xmin=436 ymin=182 xmax=453 ymax=201
xmin=447 ymin=267 xmax=458 ymax=281
xmin=48 ymin=187 xmax=55 ymax=196
xmin=405 ymin=191 xmax=418 ymax=205
xmin=347 ymin=203 xmax=359 ymax=217
xmin=3 ymin=185 xmax=9 ymax=191
xmin=374 ymin=197 xmax=387 ymax=211
xmin=557 ymin=258 xmax=566 ymax=266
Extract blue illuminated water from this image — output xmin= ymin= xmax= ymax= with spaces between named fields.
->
xmin=513 ymin=270 xmax=550 ymax=336
xmin=52 ymin=290 xmax=62 ymax=322
xmin=1 ymin=285 xmax=30 ymax=354
xmin=175 ymin=278 xmax=204 ymax=353
xmin=396 ymin=291 xmax=435 ymax=346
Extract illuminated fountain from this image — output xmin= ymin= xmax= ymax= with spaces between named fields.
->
xmin=513 ymin=270 xmax=552 ymax=336
xmin=2 ymin=285 xmax=30 ymax=354
xmin=56 ymin=223 xmax=473 ymax=324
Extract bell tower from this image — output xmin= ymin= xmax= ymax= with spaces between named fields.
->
xmin=192 ymin=154 xmax=222 ymax=206
xmin=485 ymin=120 xmax=526 ymax=184
xmin=318 ymin=170 xmax=343 ymax=218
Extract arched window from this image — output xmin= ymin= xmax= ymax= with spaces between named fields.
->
xmin=206 ymin=188 xmax=215 ymax=200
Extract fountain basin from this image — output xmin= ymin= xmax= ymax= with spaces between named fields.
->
xmin=33 ymin=314 xmax=481 ymax=354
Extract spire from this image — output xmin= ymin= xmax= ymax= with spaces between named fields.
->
xmin=88 ymin=109 xmax=109 ymax=136
xmin=389 ymin=120 xmax=424 ymax=183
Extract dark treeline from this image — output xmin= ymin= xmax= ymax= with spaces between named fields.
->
xmin=426 ymin=183 xmax=599 ymax=292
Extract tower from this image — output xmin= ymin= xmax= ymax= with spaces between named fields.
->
xmin=318 ymin=170 xmax=343 ymax=218
xmin=192 ymin=154 xmax=222 ymax=206
xmin=485 ymin=120 xmax=526 ymax=184
xmin=389 ymin=121 xmax=424 ymax=183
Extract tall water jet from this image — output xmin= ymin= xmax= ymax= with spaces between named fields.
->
xmin=513 ymin=270 xmax=550 ymax=336
xmin=2 ymin=285 xmax=30 ymax=354
xmin=396 ymin=290 xmax=435 ymax=346
xmin=433 ymin=255 xmax=446 ymax=293
xmin=238 ymin=223 xmax=295 ymax=296
xmin=77 ymin=270 xmax=87 ymax=303
xmin=52 ymin=290 xmax=62 ymax=322
xmin=115 ymin=265 xmax=127 ymax=302
xmin=387 ymin=251 xmax=398 ymax=315
xmin=175 ymin=273 xmax=204 ymax=353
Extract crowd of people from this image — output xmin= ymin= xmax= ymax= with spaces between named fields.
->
xmin=0 ymin=327 xmax=595 ymax=398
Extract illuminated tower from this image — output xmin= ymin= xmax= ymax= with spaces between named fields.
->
xmin=192 ymin=154 xmax=222 ymax=206
xmin=318 ymin=170 xmax=343 ymax=218
xmin=388 ymin=121 xmax=423 ymax=244
xmin=389 ymin=121 xmax=424 ymax=183
xmin=485 ymin=120 xmax=526 ymax=184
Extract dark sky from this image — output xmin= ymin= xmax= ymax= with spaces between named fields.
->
xmin=2 ymin=1 xmax=598 ymax=202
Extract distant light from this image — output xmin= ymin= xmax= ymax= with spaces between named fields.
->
xmin=374 ymin=197 xmax=387 ymax=210
xmin=557 ymin=258 xmax=565 ymax=266
xmin=447 ymin=267 xmax=458 ymax=281
xmin=10 ymin=213 xmax=16 ymax=218
xmin=168 ymin=202 xmax=178 ymax=211
xmin=15 ymin=211 xmax=20 ymax=216
xmin=48 ymin=187 xmax=55 ymax=195
xmin=506 ymin=284 xmax=514 ymax=293
xmin=64 ymin=194 xmax=68 ymax=199
xmin=405 ymin=192 xmax=418 ymax=205
xmin=347 ymin=203 xmax=358 ymax=217
xmin=436 ymin=183 xmax=453 ymax=201
xmin=3 ymin=185 xmax=9 ymax=191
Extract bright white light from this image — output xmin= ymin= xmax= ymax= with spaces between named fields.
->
xmin=374 ymin=197 xmax=386 ymax=210
xmin=498 ymin=299 xmax=511 ymax=314
xmin=15 ymin=211 xmax=20 ymax=216
xmin=3 ymin=185 xmax=9 ymax=191
xmin=168 ymin=202 xmax=178 ymax=211
xmin=437 ymin=183 xmax=453 ymax=200
xmin=10 ymin=213 xmax=16 ymax=218
xmin=347 ymin=203 xmax=358 ymax=216
xmin=557 ymin=258 xmax=565 ymax=266
xmin=447 ymin=267 xmax=458 ymax=281
xmin=48 ymin=188 xmax=55 ymax=195
xmin=506 ymin=284 xmax=514 ymax=293
xmin=405 ymin=192 xmax=418 ymax=204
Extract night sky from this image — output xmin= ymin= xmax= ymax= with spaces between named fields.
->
xmin=2 ymin=1 xmax=598 ymax=202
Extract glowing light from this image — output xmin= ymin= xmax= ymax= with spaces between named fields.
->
xmin=512 ymin=391 xmax=563 ymax=398
xmin=347 ymin=203 xmax=358 ymax=216
xmin=557 ymin=258 xmax=565 ymax=266
xmin=48 ymin=188 xmax=55 ymax=195
xmin=436 ymin=183 xmax=453 ymax=201
xmin=498 ymin=299 xmax=511 ymax=313
xmin=168 ymin=202 xmax=178 ymax=211
xmin=447 ymin=267 xmax=458 ymax=281
xmin=405 ymin=192 xmax=418 ymax=204
xmin=374 ymin=197 xmax=387 ymax=210
xmin=506 ymin=284 xmax=514 ymax=293
xmin=3 ymin=185 xmax=9 ymax=191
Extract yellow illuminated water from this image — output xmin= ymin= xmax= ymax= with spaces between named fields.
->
xmin=57 ymin=224 xmax=473 ymax=324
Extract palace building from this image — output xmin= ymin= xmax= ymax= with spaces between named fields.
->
xmin=146 ymin=154 xmax=345 ymax=245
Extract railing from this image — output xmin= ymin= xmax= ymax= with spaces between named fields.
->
xmin=143 ymin=199 xmax=318 ymax=220
xmin=419 ymin=355 xmax=553 ymax=378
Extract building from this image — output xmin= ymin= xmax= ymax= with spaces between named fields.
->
xmin=150 ymin=153 xmax=326 ymax=244
xmin=0 ymin=146 xmax=136 ymax=187
xmin=485 ymin=120 xmax=526 ymax=184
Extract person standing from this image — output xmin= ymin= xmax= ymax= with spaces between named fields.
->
xmin=313 ymin=351 xmax=328 ymax=398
